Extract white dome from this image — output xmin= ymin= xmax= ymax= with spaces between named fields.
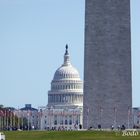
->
xmin=53 ymin=65 xmax=80 ymax=81
xmin=53 ymin=45 xmax=81 ymax=81
xmin=48 ymin=45 xmax=83 ymax=106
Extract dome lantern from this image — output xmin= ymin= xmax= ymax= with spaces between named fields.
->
xmin=63 ymin=44 xmax=71 ymax=66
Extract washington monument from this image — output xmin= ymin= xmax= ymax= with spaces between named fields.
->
xmin=83 ymin=0 xmax=132 ymax=129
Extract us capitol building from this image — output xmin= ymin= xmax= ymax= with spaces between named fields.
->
xmin=40 ymin=45 xmax=83 ymax=130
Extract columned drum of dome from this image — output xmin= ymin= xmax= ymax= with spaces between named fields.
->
xmin=83 ymin=0 xmax=132 ymax=129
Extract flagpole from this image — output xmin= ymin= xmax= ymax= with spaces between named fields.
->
xmin=13 ymin=112 xmax=15 ymax=129
xmin=39 ymin=109 xmax=42 ymax=130
xmin=8 ymin=109 xmax=11 ymax=130
xmin=0 ymin=110 xmax=2 ymax=130
xmin=1 ymin=110 xmax=3 ymax=130
xmin=18 ymin=109 xmax=20 ymax=130
xmin=22 ymin=112 xmax=24 ymax=130
xmin=1 ymin=115 xmax=3 ymax=130
xmin=127 ymin=107 xmax=130 ymax=129
xmin=3 ymin=110 xmax=5 ymax=130
xmin=87 ymin=107 xmax=89 ymax=129
xmin=28 ymin=110 xmax=30 ymax=131
xmin=6 ymin=110 xmax=8 ymax=130
xmin=0 ymin=116 xmax=1 ymax=130
xmin=114 ymin=107 xmax=117 ymax=129
xmin=100 ymin=107 xmax=103 ymax=128
xmin=5 ymin=110 xmax=7 ymax=130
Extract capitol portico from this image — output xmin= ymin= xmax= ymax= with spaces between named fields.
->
xmin=40 ymin=45 xmax=83 ymax=130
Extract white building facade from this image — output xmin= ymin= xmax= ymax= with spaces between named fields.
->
xmin=14 ymin=104 xmax=40 ymax=130
xmin=40 ymin=45 xmax=83 ymax=130
xmin=133 ymin=107 xmax=140 ymax=128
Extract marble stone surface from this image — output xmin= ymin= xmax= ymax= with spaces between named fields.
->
xmin=83 ymin=0 xmax=132 ymax=129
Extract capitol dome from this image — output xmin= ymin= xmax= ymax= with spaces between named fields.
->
xmin=53 ymin=66 xmax=80 ymax=80
xmin=48 ymin=45 xmax=83 ymax=106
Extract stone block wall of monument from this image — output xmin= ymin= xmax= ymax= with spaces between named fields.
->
xmin=83 ymin=0 xmax=132 ymax=129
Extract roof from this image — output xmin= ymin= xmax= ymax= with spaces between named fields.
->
xmin=20 ymin=104 xmax=38 ymax=111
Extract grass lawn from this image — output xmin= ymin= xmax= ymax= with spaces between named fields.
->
xmin=4 ymin=130 xmax=140 ymax=140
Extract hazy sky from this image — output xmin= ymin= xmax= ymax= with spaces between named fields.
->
xmin=0 ymin=0 xmax=139 ymax=108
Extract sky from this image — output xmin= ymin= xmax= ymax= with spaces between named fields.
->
xmin=0 ymin=0 xmax=139 ymax=109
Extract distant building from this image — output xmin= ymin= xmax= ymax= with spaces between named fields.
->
xmin=133 ymin=107 xmax=140 ymax=128
xmin=15 ymin=104 xmax=40 ymax=130
xmin=40 ymin=45 xmax=83 ymax=130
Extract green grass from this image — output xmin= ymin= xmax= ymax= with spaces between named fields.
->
xmin=3 ymin=130 xmax=140 ymax=140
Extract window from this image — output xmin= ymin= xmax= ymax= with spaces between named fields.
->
xmin=65 ymin=120 xmax=68 ymax=125
xmin=69 ymin=120 xmax=72 ymax=125
xmin=76 ymin=120 xmax=78 ymax=125
xmin=54 ymin=120 xmax=57 ymax=125
xmin=60 ymin=120 xmax=63 ymax=125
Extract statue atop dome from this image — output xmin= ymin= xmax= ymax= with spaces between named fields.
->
xmin=65 ymin=44 xmax=69 ymax=55
xmin=63 ymin=44 xmax=70 ymax=66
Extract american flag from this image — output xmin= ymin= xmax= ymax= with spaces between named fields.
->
xmin=100 ymin=107 xmax=103 ymax=113
xmin=137 ymin=111 xmax=140 ymax=118
xmin=0 ymin=110 xmax=4 ymax=117
xmin=128 ymin=107 xmax=131 ymax=116
xmin=27 ymin=110 xmax=32 ymax=116
xmin=87 ymin=107 xmax=89 ymax=115
xmin=114 ymin=107 xmax=117 ymax=113
xmin=60 ymin=111 xmax=64 ymax=116
xmin=39 ymin=110 xmax=43 ymax=117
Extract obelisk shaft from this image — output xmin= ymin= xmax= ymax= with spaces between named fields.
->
xmin=83 ymin=0 xmax=132 ymax=129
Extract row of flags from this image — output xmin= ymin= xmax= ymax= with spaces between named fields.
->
xmin=0 ymin=109 xmax=80 ymax=118
xmin=1 ymin=107 xmax=140 ymax=118
xmin=0 ymin=109 xmax=14 ymax=117
xmin=85 ymin=107 xmax=140 ymax=117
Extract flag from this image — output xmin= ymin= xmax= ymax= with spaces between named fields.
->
xmin=100 ymin=107 xmax=103 ymax=113
xmin=114 ymin=107 xmax=117 ymax=113
xmin=128 ymin=107 xmax=131 ymax=116
xmin=73 ymin=110 xmax=76 ymax=116
xmin=27 ymin=110 xmax=31 ymax=117
xmin=0 ymin=110 xmax=4 ymax=117
xmin=87 ymin=107 xmax=89 ymax=115
xmin=39 ymin=110 xmax=43 ymax=117
xmin=137 ymin=111 xmax=140 ymax=118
